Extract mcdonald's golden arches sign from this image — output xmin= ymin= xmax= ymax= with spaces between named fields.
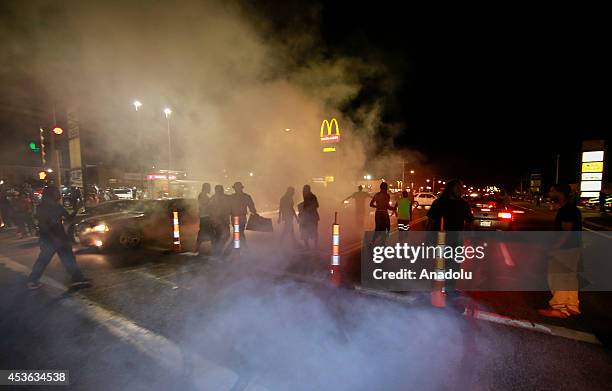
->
xmin=320 ymin=118 xmax=341 ymax=143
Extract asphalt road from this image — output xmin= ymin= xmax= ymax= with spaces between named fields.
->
xmin=1 ymin=203 xmax=611 ymax=390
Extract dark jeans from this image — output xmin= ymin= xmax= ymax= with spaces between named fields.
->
xmin=28 ymin=238 xmax=85 ymax=283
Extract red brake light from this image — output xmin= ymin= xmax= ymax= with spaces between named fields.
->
xmin=498 ymin=212 xmax=512 ymax=220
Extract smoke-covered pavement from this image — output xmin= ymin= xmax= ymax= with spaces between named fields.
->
xmin=1 ymin=227 xmax=611 ymax=391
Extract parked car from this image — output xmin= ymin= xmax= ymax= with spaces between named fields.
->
xmin=75 ymin=198 xmax=198 ymax=251
xmin=413 ymin=192 xmax=437 ymax=208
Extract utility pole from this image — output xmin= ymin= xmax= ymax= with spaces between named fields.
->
xmin=555 ymin=153 xmax=560 ymax=184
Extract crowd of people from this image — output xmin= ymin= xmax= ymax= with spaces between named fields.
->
xmin=0 ymin=185 xmax=38 ymax=238
xmin=192 ymin=182 xmax=321 ymax=256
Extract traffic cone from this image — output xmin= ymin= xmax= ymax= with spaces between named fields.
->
xmin=431 ymin=217 xmax=445 ymax=307
xmin=330 ymin=212 xmax=341 ymax=287
xmin=229 ymin=215 xmax=240 ymax=260
xmin=172 ymin=208 xmax=181 ymax=253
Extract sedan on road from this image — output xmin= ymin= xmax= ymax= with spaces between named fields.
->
xmin=470 ymin=195 xmax=514 ymax=230
xmin=68 ymin=200 xmax=140 ymax=242
xmin=75 ymin=198 xmax=198 ymax=251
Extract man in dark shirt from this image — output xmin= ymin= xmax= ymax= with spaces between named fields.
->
xmin=278 ymin=187 xmax=297 ymax=245
xmin=27 ymin=186 xmax=90 ymax=290
xmin=193 ymin=183 xmax=212 ymax=255
xmin=539 ymin=183 xmax=582 ymax=319
xmin=209 ymin=185 xmax=231 ymax=255
xmin=426 ymin=179 xmax=473 ymax=232
xmin=344 ymin=185 xmax=372 ymax=228
xmin=229 ymin=182 xmax=257 ymax=248
xmin=426 ymin=179 xmax=473 ymax=304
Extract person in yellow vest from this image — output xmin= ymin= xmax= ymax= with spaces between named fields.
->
xmin=394 ymin=190 xmax=413 ymax=242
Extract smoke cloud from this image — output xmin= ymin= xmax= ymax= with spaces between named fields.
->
xmin=0 ymin=0 xmax=430 ymax=204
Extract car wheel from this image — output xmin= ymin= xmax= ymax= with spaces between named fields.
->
xmin=118 ymin=229 xmax=142 ymax=249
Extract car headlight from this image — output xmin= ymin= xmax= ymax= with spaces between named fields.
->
xmin=83 ymin=223 xmax=109 ymax=234
xmin=92 ymin=223 xmax=109 ymax=233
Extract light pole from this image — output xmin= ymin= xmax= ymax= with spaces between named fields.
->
xmin=164 ymin=107 xmax=172 ymax=196
xmin=133 ymin=100 xmax=143 ymax=193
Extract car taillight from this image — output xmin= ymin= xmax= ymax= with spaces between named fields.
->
xmin=481 ymin=208 xmax=491 ymax=212
xmin=498 ymin=212 xmax=512 ymax=220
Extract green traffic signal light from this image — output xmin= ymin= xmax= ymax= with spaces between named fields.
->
xmin=29 ymin=141 xmax=40 ymax=152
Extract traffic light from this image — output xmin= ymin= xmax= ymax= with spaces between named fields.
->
xmin=38 ymin=171 xmax=47 ymax=180
xmin=52 ymin=126 xmax=64 ymax=135
xmin=29 ymin=141 xmax=40 ymax=152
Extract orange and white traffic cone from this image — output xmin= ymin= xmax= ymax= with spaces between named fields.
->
xmin=330 ymin=212 xmax=341 ymax=287
xmin=230 ymin=215 xmax=240 ymax=260
xmin=172 ymin=208 xmax=181 ymax=253
xmin=431 ymin=217 xmax=445 ymax=307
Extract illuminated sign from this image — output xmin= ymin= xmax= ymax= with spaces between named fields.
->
xmin=582 ymin=161 xmax=604 ymax=173
xmin=147 ymin=174 xmax=177 ymax=180
xmin=320 ymin=118 xmax=340 ymax=143
xmin=581 ymin=191 xmax=600 ymax=198
xmin=582 ymin=151 xmax=604 ymax=162
xmin=580 ymin=181 xmax=602 ymax=191
xmin=322 ymin=147 xmax=336 ymax=153
xmin=581 ymin=172 xmax=602 ymax=181
xmin=579 ymin=144 xmax=604 ymax=198
xmin=325 ymin=176 xmax=335 ymax=183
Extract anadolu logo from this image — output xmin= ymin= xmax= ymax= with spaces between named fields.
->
xmin=320 ymin=118 xmax=340 ymax=143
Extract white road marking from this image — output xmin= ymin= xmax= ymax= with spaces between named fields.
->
xmin=0 ymin=254 xmax=247 ymax=390
xmin=128 ymin=269 xmax=179 ymax=289
xmin=498 ymin=242 xmax=515 ymax=267
xmin=583 ymin=227 xmax=612 ymax=240
xmin=466 ymin=309 xmax=601 ymax=345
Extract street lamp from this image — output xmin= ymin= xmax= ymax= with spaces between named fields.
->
xmin=410 ymin=170 xmax=415 ymax=174
xmin=164 ymin=108 xmax=172 ymax=196
xmin=133 ymin=100 xmax=142 ymax=111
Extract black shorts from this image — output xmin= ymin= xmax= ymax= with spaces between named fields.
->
xmin=197 ymin=217 xmax=214 ymax=241
xmin=374 ymin=211 xmax=390 ymax=231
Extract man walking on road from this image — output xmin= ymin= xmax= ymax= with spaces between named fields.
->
xmin=278 ymin=186 xmax=297 ymax=246
xmin=209 ymin=185 xmax=231 ymax=255
xmin=343 ymin=185 xmax=372 ymax=228
xmin=426 ymin=179 xmax=473 ymax=306
xmin=27 ymin=186 xmax=91 ymax=290
xmin=539 ymin=184 xmax=582 ymax=319
xmin=369 ymin=182 xmax=395 ymax=246
xmin=229 ymin=182 xmax=257 ymax=248
xmin=193 ymin=183 xmax=212 ymax=255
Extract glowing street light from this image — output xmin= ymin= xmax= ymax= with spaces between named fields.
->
xmin=249 ymin=172 xmax=254 ymax=177
xmin=410 ymin=170 xmax=415 ymax=174
xmin=426 ymin=179 xmax=430 ymax=183
xmin=163 ymin=107 xmax=173 ymax=194
xmin=133 ymin=100 xmax=142 ymax=111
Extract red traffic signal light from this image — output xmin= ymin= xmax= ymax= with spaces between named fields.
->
xmin=52 ymin=126 xmax=64 ymax=135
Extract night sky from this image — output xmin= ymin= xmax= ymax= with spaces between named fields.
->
xmin=1 ymin=2 xmax=609 ymax=188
